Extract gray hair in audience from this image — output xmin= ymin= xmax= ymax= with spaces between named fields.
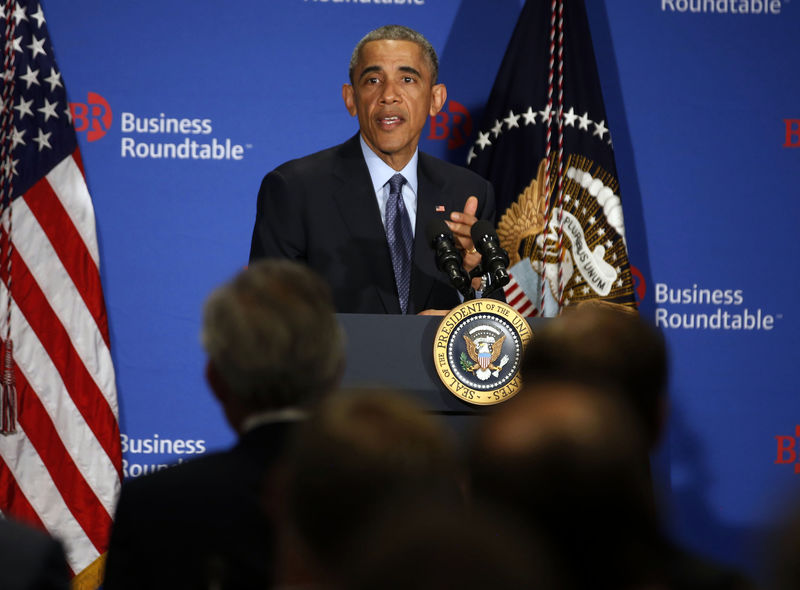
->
xmin=202 ymin=259 xmax=343 ymax=409
xmin=349 ymin=24 xmax=439 ymax=83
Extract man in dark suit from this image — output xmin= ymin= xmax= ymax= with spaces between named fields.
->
xmin=103 ymin=260 xmax=344 ymax=590
xmin=249 ymin=25 xmax=496 ymax=314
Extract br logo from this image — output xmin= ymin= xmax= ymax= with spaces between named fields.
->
xmin=428 ymin=100 xmax=473 ymax=150
xmin=70 ymin=92 xmax=113 ymax=142
xmin=784 ymin=119 xmax=800 ymax=148
xmin=775 ymin=426 xmax=800 ymax=473
xmin=630 ymin=265 xmax=646 ymax=302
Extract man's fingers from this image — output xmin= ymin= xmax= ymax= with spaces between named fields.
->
xmin=446 ymin=196 xmax=481 ymax=271
xmin=448 ymin=197 xmax=479 ymax=242
xmin=449 ymin=196 xmax=479 ymax=227
xmin=444 ymin=220 xmax=472 ymax=247
xmin=463 ymin=195 xmax=478 ymax=217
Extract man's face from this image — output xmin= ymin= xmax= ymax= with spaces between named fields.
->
xmin=343 ymin=39 xmax=446 ymax=171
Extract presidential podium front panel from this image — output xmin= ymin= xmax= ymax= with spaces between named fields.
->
xmin=337 ymin=313 xmax=548 ymax=413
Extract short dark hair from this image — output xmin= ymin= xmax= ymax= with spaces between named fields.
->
xmin=201 ymin=259 xmax=343 ymax=410
xmin=286 ymin=390 xmax=459 ymax=571
xmin=349 ymin=24 xmax=439 ymax=84
xmin=520 ymin=304 xmax=668 ymax=448
xmin=471 ymin=385 xmax=661 ymax=590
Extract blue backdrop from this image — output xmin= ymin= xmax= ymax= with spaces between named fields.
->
xmin=42 ymin=0 xmax=800 ymax=577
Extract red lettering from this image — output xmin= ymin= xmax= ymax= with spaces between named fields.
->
xmin=86 ymin=92 xmax=112 ymax=142
xmin=428 ymin=111 xmax=449 ymax=141
xmin=784 ymin=119 xmax=800 ymax=148
xmin=775 ymin=435 xmax=796 ymax=464
xmin=70 ymin=103 xmax=89 ymax=132
xmin=428 ymin=101 xmax=475 ymax=150
xmin=630 ymin=264 xmax=645 ymax=302
xmin=447 ymin=101 xmax=472 ymax=150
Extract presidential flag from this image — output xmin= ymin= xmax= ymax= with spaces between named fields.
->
xmin=468 ymin=0 xmax=635 ymax=316
xmin=0 ymin=1 xmax=121 ymax=588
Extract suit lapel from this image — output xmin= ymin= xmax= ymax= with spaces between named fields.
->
xmin=412 ymin=153 xmax=449 ymax=313
xmin=330 ymin=136 xmax=400 ymax=314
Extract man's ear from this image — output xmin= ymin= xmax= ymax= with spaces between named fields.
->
xmin=429 ymin=83 xmax=447 ymax=116
xmin=205 ymin=359 xmax=248 ymax=434
xmin=205 ymin=359 xmax=228 ymax=405
xmin=342 ymin=84 xmax=357 ymax=117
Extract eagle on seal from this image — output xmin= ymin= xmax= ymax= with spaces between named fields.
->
xmin=463 ymin=334 xmax=506 ymax=379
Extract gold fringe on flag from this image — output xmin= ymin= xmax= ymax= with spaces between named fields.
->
xmin=71 ymin=553 xmax=107 ymax=590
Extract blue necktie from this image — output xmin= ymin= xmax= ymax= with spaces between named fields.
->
xmin=385 ymin=173 xmax=413 ymax=314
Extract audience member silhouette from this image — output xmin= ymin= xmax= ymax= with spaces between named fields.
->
xmin=104 ymin=260 xmax=344 ymax=590
xmin=472 ymin=366 xmax=752 ymax=590
xmin=278 ymin=390 xmax=461 ymax=588
xmin=521 ymin=302 xmax=668 ymax=449
xmin=770 ymin=501 xmax=800 ymax=590
xmin=471 ymin=383 xmax=662 ymax=590
xmin=0 ymin=518 xmax=70 ymax=590
xmin=343 ymin=500 xmax=559 ymax=590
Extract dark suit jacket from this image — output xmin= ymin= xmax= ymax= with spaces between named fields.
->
xmin=249 ymin=134 xmax=496 ymax=313
xmin=103 ymin=422 xmax=294 ymax=590
xmin=0 ymin=519 xmax=69 ymax=590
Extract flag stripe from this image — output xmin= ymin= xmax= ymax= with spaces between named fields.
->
xmin=45 ymin=154 xmax=100 ymax=267
xmin=504 ymin=281 xmax=520 ymax=297
xmin=0 ymin=455 xmax=47 ymax=530
xmin=517 ymin=299 xmax=534 ymax=315
xmin=13 ymin=197 xmax=117 ymax=415
xmin=4 ymin=292 xmax=119 ymax=515
xmin=507 ymin=290 xmax=525 ymax=307
xmin=16 ymin=369 xmax=112 ymax=553
xmin=0 ymin=430 xmax=99 ymax=574
xmin=72 ymin=146 xmax=86 ymax=176
xmin=4 ymin=241 xmax=121 ymax=467
xmin=503 ymin=277 xmax=536 ymax=314
xmin=25 ymin=173 xmax=110 ymax=346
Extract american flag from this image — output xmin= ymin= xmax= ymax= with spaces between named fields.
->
xmin=0 ymin=0 xmax=121 ymax=586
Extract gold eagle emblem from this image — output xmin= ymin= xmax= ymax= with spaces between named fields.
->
xmin=463 ymin=334 xmax=506 ymax=373
xmin=496 ymin=158 xmax=551 ymax=266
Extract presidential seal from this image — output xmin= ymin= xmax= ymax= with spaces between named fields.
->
xmin=433 ymin=299 xmax=532 ymax=406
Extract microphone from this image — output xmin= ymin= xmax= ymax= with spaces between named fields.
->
xmin=470 ymin=220 xmax=510 ymax=290
xmin=426 ymin=218 xmax=473 ymax=298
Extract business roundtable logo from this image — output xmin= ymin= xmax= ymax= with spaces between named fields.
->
xmin=433 ymin=300 xmax=532 ymax=406
xmin=653 ymin=283 xmax=782 ymax=331
xmin=775 ymin=426 xmax=800 ymax=474
xmin=70 ymin=92 xmax=252 ymax=161
xmin=428 ymin=100 xmax=473 ymax=150
xmin=784 ymin=119 xmax=800 ymax=148
xmin=660 ymin=0 xmax=785 ymax=14
xmin=71 ymin=92 xmax=112 ymax=142
xmin=121 ymin=432 xmax=207 ymax=479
